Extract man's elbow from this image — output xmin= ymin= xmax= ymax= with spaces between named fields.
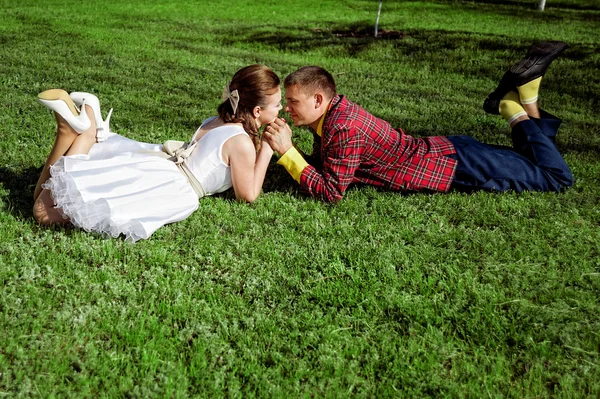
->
xmin=320 ymin=190 xmax=343 ymax=204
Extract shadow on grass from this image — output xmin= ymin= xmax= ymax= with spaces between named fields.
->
xmin=430 ymin=0 xmax=600 ymax=12
xmin=217 ymin=22 xmax=598 ymax=90
xmin=351 ymin=0 xmax=600 ymax=11
xmin=0 ymin=167 xmax=38 ymax=219
xmin=261 ymin=161 xmax=305 ymax=196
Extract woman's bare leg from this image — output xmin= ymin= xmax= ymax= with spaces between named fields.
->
xmin=33 ymin=105 xmax=98 ymax=225
xmin=33 ymin=189 xmax=70 ymax=225
xmin=65 ymin=105 xmax=98 ymax=156
xmin=33 ymin=113 xmax=80 ymax=201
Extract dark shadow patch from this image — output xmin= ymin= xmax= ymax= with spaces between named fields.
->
xmin=216 ymin=22 xmax=385 ymax=58
xmin=0 ymin=167 xmax=39 ymax=219
xmin=212 ymin=23 xmax=594 ymax=76
xmin=261 ymin=159 xmax=304 ymax=196
xmin=431 ymin=0 xmax=600 ymax=12
xmin=329 ymin=26 xmax=403 ymax=40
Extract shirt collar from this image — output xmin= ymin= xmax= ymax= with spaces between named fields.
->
xmin=316 ymin=101 xmax=331 ymax=137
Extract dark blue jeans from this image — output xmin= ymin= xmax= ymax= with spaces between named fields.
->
xmin=447 ymin=110 xmax=573 ymax=192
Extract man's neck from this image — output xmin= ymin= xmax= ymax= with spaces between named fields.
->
xmin=309 ymin=99 xmax=332 ymax=133
xmin=309 ymin=113 xmax=326 ymax=132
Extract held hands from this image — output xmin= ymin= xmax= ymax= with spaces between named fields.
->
xmin=263 ymin=117 xmax=293 ymax=155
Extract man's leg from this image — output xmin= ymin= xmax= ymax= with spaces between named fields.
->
xmin=448 ymin=93 xmax=572 ymax=192
xmin=510 ymin=102 xmax=573 ymax=188
xmin=450 ymin=42 xmax=574 ymax=193
xmin=449 ymin=137 xmax=557 ymax=192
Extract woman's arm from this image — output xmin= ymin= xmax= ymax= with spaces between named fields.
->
xmin=227 ymin=135 xmax=274 ymax=203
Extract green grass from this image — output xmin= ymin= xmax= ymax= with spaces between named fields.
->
xmin=1 ymin=0 xmax=599 ymax=397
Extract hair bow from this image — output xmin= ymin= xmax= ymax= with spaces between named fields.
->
xmin=222 ymin=83 xmax=240 ymax=114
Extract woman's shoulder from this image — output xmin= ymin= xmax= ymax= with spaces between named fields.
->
xmin=208 ymin=124 xmax=247 ymax=142
xmin=199 ymin=117 xmax=244 ymax=133
xmin=220 ymin=127 xmax=255 ymax=165
xmin=194 ymin=117 xmax=246 ymax=142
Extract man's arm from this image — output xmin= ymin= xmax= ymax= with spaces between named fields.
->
xmin=299 ymin=127 xmax=364 ymax=203
xmin=265 ymin=119 xmax=364 ymax=203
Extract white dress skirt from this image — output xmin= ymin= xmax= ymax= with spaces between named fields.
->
xmin=43 ymin=132 xmax=199 ymax=242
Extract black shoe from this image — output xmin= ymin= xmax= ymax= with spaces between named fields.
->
xmin=483 ymin=41 xmax=568 ymax=114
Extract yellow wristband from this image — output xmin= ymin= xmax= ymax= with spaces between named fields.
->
xmin=277 ymin=146 xmax=309 ymax=183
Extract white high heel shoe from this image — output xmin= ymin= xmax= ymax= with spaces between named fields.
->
xmin=70 ymin=91 xmax=113 ymax=142
xmin=38 ymin=89 xmax=91 ymax=133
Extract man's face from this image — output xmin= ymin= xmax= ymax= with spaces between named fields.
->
xmin=284 ymin=84 xmax=322 ymax=128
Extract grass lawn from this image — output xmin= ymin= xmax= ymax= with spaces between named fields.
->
xmin=1 ymin=0 xmax=599 ymax=396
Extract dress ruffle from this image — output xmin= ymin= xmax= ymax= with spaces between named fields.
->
xmin=43 ymin=157 xmax=148 ymax=242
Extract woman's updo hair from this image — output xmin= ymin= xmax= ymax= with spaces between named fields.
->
xmin=218 ymin=64 xmax=280 ymax=147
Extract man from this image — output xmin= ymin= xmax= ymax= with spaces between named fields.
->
xmin=263 ymin=42 xmax=573 ymax=203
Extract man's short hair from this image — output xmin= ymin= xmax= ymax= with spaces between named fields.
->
xmin=284 ymin=66 xmax=337 ymax=99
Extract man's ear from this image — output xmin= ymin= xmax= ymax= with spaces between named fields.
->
xmin=314 ymin=93 xmax=324 ymax=109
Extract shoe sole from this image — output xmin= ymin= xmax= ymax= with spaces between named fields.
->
xmin=38 ymin=89 xmax=79 ymax=116
xmin=510 ymin=41 xmax=568 ymax=86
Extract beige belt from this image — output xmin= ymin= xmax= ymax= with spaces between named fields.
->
xmin=157 ymin=140 xmax=206 ymax=198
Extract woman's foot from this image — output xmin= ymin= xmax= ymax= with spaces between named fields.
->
xmin=38 ymin=89 xmax=91 ymax=133
xmin=70 ymin=92 xmax=113 ymax=142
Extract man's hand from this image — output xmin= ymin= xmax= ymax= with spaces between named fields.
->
xmin=263 ymin=117 xmax=293 ymax=155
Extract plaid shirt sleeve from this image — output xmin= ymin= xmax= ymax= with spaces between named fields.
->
xmin=299 ymin=125 xmax=364 ymax=203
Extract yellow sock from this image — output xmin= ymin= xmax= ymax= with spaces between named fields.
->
xmin=517 ymin=76 xmax=542 ymax=105
xmin=499 ymin=91 xmax=527 ymax=124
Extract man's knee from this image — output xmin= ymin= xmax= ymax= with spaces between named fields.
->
xmin=549 ymin=166 xmax=574 ymax=191
xmin=562 ymin=170 xmax=574 ymax=188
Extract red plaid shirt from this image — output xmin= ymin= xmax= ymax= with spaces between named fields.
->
xmin=299 ymin=95 xmax=457 ymax=203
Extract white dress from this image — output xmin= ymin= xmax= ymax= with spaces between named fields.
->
xmin=43 ymin=118 xmax=248 ymax=242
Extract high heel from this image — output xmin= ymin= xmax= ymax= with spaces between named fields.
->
xmin=70 ymin=91 xmax=113 ymax=142
xmin=38 ymin=89 xmax=91 ymax=133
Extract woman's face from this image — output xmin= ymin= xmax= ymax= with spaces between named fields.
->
xmin=256 ymin=87 xmax=283 ymax=126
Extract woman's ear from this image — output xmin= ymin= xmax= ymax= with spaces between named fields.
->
xmin=253 ymin=105 xmax=261 ymax=119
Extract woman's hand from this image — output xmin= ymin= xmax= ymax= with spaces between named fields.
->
xmin=263 ymin=117 xmax=293 ymax=155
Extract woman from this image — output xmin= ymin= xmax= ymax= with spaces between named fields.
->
xmin=33 ymin=64 xmax=282 ymax=242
